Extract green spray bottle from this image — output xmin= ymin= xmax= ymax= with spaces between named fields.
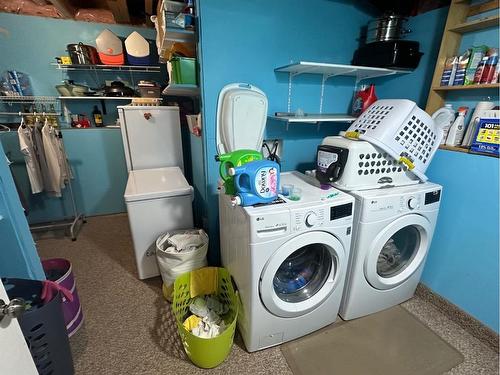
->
xmin=215 ymin=149 xmax=263 ymax=195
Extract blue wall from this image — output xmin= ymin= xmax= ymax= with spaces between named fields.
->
xmin=198 ymin=0 xmax=389 ymax=263
xmin=377 ymin=6 xmax=500 ymax=332
xmin=0 ymin=13 xmax=162 ymax=223
xmin=0 ymin=141 xmax=44 ymax=280
xmin=424 ymin=151 xmax=499 ymax=332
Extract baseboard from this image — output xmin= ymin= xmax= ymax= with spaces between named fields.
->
xmin=416 ymin=283 xmax=499 ymax=353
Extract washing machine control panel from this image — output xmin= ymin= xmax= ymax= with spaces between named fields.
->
xmin=292 ymin=208 xmax=326 ymax=232
xmin=400 ymin=195 xmax=421 ymax=211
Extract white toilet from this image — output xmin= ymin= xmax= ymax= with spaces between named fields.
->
xmin=118 ymin=105 xmax=193 ymax=279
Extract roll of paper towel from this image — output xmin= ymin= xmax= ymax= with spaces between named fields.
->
xmin=462 ymin=101 xmax=496 ymax=147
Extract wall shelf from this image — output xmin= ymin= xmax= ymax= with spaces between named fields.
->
xmin=432 ymin=83 xmax=500 ymax=91
xmin=270 ymin=114 xmax=356 ymax=123
xmin=275 ymin=61 xmax=410 ymax=115
xmin=164 ymin=28 xmax=195 ymax=43
xmin=51 ymin=63 xmax=161 ymax=73
xmin=448 ymin=15 xmax=500 ymax=33
xmin=162 ymin=84 xmax=199 ymax=96
xmin=0 ymin=95 xmax=58 ymax=103
xmin=439 ymin=144 xmax=498 ymax=158
xmin=275 ymin=62 xmax=410 ymax=81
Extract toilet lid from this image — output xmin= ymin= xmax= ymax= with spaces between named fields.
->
xmin=216 ymin=83 xmax=268 ymax=155
xmin=124 ymin=167 xmax=192 ymax=202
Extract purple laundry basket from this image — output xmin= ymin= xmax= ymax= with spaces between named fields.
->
xmin=42 ymin=258 xmax=84 ymax=337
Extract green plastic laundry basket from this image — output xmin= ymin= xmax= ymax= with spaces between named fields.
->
xmin=172 ymin=267 xmax=239 ymax=368
xmin=170 ymin=56 xmax=197 ymax=85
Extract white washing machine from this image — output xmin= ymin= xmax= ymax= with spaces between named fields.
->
xmin=220 ymin=172 xmax=355 ymax=352
xmin=339 ymin=182 xmax=442 ymax=320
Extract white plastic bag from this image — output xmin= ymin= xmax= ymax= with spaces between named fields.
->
xmin=156 ymin=229 xmax=208 ymax=296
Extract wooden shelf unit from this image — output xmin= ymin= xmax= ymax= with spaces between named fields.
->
xmin=432 ymin=83 xmax=500 ymax=91
xmin=425 ymin=0 xmax=499 ymax=115
xmin=439 ymin=144 xmax=499 ymax=158
xmin=448 ymin=14 xmax=500 ymax=33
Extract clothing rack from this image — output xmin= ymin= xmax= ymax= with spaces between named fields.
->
xmin=1 ymin=99 xmax=85 ymax=240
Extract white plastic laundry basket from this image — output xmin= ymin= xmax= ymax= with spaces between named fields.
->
xmin=345 ymin=99 xmax=443 ymax=181
xmin=156 ymin=229 xmax=208 ymax=300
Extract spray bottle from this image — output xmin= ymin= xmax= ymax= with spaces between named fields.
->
xmin=445 ymin=106 xmax=469 ymax=146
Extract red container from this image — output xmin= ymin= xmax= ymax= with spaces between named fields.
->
xmin=42 ymin=258 xmax=84 ymax=337
xmin=352 ymin=84 xmax=378 ymax=116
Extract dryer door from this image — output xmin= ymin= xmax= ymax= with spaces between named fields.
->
xmin=259 ymin=231 xmax=345 ymax=318
xmin=364 ymin=214 xmax=432 ymax=290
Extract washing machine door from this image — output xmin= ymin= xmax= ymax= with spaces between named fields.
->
xmin=364 ymin=214 xmax=431 ymax=290
xmin=259 ymin=231 xmax=345 ymax=318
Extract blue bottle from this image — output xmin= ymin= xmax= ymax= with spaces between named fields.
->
xmin=229 ymin=160 xmax=280 ymax=206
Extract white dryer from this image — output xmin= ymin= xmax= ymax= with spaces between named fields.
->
xmin=220 ymin=172 xmax=354 ymax=352
xmin=339 ymin=182 xmax=442 ymax=320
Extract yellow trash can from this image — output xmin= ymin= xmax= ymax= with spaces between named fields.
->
xmin=171 ymin=267 xmax=239 ymax=368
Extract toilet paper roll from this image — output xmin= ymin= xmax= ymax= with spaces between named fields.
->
xmin=462 ymin=101 xmax=496 ymax=147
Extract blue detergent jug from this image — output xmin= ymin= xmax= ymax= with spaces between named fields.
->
xmin=228 ymin=160 xmax=280 ymax=206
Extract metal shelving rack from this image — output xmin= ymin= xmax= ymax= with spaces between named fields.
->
xmin=0 ymin=96 xmax=61 ymax=116
xmin=51 ymin=63 xmax=161 ymax=73
xmin=0 ymin=95 xmax=85 ymax=240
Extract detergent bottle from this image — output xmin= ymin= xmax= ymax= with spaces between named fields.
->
xmin=215 ymin=149 xmax=263 ymax=195
xmin=228 ymin=160 xmax=280 ymax=206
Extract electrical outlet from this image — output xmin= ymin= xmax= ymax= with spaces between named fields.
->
xmin=262 ymin=139 xmax=283 ymax=161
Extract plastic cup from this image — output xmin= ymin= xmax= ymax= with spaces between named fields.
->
xmin=289 ymin=187 xmax=302 ymax=201
xmin=282 ymin=184 xmax=294 ymax=196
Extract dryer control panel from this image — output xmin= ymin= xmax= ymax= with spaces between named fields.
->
xmin=292 ymin=208 xmax=326 ymax=232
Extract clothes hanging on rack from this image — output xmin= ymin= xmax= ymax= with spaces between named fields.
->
xmin=18 ymin=121 xmax=43 ymax=194
xmin=17 ymin=116 xmax=72 ymax=198
xmin=41 ymin=119 xmax=69 ymax=197
xmin=31 ymin=120 xmax=51 ymax=191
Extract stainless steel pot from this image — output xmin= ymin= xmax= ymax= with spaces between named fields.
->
xmin=367 ymin=14 xmax=411 ymax=44
xmin=67 ymin=43 xmax=100 ymax=65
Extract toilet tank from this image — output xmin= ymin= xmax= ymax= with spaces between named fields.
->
xmin=118 ymin=105 xmax=184 ymax=172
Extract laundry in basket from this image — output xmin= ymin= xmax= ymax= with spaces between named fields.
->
xmin=156 ymin=229 xmax=208 ymax=301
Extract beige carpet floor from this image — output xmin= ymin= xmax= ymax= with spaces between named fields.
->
xmin=35 ymin=214 xmax=499 ymax=375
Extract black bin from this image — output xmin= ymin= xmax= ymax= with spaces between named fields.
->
xmin=2 ymin=278 xmax=74 ymax=375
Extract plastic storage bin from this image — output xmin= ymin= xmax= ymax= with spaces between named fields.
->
xmin=172 ymin=267 xmax=239 ymax=368
xmin=42 ymin=258 xmax=84 ymax=337
xmin=345 ymin=99 xmax=443 ymax=182
xmin=170 ymin=57 xmax=197 ymax=84
xmin=2 ymin=278 xmax=74 ymax=375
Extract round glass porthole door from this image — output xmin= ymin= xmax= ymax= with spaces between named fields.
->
xmin=273 ymin=244 xmax=333 ymax=303
xmin=377 ymin=226 xmax=420 ymax=278
xmin=364 ymin=214 xmax=431 ymax=291
xmin=260 ymin=232 xmax=346 ymax=318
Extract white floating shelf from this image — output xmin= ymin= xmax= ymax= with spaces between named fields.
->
xmin=275 ymin=62 xmax=410 ymax=80
xmin=269 ymin=114 xmax=356 ymax=123
xmin=52 ymin=63 xmax=161 ymax=73
xmin=162 ymin=84 xmax=199 ymax=96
